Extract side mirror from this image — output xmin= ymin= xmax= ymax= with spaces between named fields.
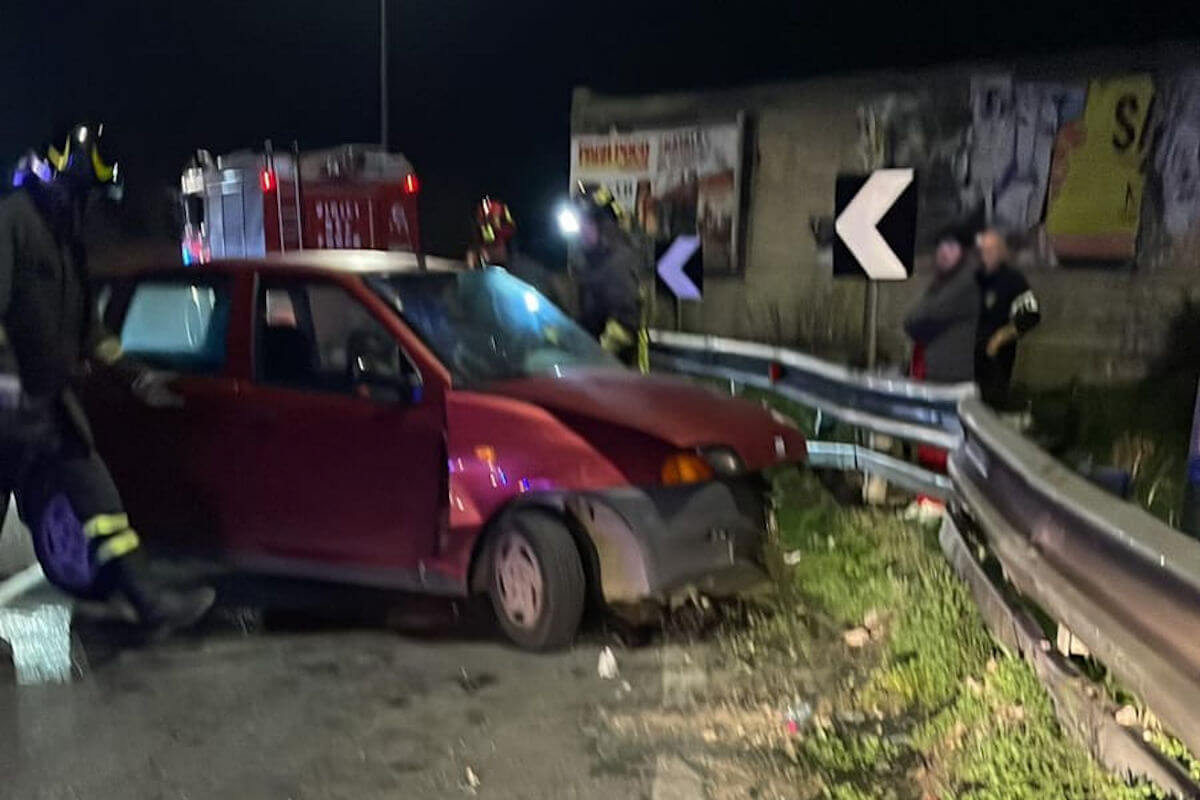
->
xmin=347 ymin=330 xmax=422 ymax=404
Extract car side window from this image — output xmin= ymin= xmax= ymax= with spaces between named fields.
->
xmin=256 ymin=279 xmax=404 ymax=394
xmin=119 ymin=278 xmax=231 ymax=374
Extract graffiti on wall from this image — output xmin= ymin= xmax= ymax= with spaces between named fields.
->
xmin=855 ymin=89 xmax=973 ymax=244
xmin=853 ymin=71 xmax=1200 ymax=265
xmin=1154 ymin=70 xmax=1200 ymax=240
xmin=967 ymin=76 xmax=1087 ymax=233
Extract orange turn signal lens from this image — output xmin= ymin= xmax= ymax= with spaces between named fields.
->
xmin=661 ymin=452 xmax=715 ymax=486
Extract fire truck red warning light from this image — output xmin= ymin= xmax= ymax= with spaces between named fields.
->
xmin=403 ymin=172 xmax=419 ymax=195
xmin=259 ymin=169 xmax=276 ymax=193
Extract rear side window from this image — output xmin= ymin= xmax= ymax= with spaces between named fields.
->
xmin=255 ymin=279 xmax=406 ymax=394
xmin=120 ymin=279 xmax=231 ymax=374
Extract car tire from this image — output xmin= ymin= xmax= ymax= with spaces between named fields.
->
xmin=488 ymin=510 xmax=585 ymax=651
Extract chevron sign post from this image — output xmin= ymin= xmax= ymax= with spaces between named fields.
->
xmin=833 ymin=169 xmax=918 ymax=280
xmin=833 ymin=168 xmax=918 ymax=370
xmin=656 ymin=235 xmax=703 ymax=300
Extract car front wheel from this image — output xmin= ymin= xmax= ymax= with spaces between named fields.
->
xmin=488 ymin=511 xmax=585 ymax=651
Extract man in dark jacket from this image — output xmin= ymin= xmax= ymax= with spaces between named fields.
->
xmin=0 ymin=124 xmax=214 ymax=638
xmin=904 ymin=226 xmax=980 ymax=384
xmin=569 ymin=185 xmax=644 ymax=366
xmin=974 ymin=228 xmax=1041 ymax=407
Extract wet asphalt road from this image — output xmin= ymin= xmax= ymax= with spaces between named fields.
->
xmin=0 ymin=577 xmax=713 ymax=800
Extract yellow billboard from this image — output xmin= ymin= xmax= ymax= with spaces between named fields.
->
xmin=1045 ymin=74 xmax=1155 ymax=260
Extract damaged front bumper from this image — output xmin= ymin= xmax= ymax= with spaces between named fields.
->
xmin=565 ymin=475 xmax=773 ymax=605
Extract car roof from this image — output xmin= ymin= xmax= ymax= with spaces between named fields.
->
xmin=122 ymin=250 xmax=465 ymax=280
xmin=248 ymin=249 xmax=464 ymax=274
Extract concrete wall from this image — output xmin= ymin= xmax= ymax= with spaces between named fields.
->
xmin=572 ymin=46 xmax=1200 ymax=386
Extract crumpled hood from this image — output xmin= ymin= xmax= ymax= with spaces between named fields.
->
xmin=486 ymin=368 xmax=806 ymax=470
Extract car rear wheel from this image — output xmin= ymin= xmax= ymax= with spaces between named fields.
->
xmin=488 ymin=511 xmax=585 ymax=651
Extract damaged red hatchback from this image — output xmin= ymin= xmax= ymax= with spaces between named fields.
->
xmin=85 ymin=251 xmax=806 ymax=649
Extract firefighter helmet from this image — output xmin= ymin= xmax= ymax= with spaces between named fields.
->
xmin=476 ymin=197 xmax=516 ymax=245
xmin=11 ymin=150 xmax=51 ymax=188
xmin=572 ymin=182 xmax=629 ymax=228
xmin=47 ymin=123 xmax=120 ymax=187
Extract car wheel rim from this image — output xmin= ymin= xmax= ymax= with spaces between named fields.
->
xmin=495 ymin=531 xmax=544 ymax=630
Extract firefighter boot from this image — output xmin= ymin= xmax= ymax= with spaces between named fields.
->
xmin=108 ymin=554 xmax=215 ymax=642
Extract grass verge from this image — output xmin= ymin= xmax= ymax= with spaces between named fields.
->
xmin=760 ymin=468 xmax=1148 ymax=799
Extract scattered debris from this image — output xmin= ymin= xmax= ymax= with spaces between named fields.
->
xmin=783 ymin=701 xmax=813 ymax=734
xmin=863 ymin=608 xmax=886 ymax=637
xmin=1056 ymin=623 xmax=1092 ymax=658
xmin=843 ymin=627 xmax=871 ymax=648
xmin=597 ymin=646 xmax=620 ymax=680
xmin=457 ymin=667 xmax=497 ymax=694
xmin=464 ymin=766 xmax=480 ymax=793
xmin=998 ymin=704 xmax=1026 ymax=724
xmin=1115 ymin=705 xmax=1139 ymax=727
xmin=783 ymin=550 xmax=804 ymax=566
xmin=965 ymin=676 xmax=983 ymax=695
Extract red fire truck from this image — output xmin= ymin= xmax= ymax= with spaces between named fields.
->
xmin=180 ymin=142 xmax=421 ymax=265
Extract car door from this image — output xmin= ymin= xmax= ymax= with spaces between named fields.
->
xmin=85 ymin=271 xmax=245 ymax=554
xmin=227 ymin=273 xmax=445 ymax=580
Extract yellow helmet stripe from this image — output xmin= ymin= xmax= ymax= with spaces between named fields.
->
xmin=47 ymin=142 xmax=70 ymax=172
xmin=91 ymin=148 xmax=115 ymax=183
xmin=83 ymin=513 xmax=130 ymax=539
xmin=95 ymin=530 xmax=141 ymax=564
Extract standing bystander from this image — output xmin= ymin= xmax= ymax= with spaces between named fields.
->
xmin=904 ymin=225 xmax=980 ymax=384
xmin=975 ymin=228 xmax=1041 ymax=408
xmin=902 ymin=225 xmax=980 ymax=520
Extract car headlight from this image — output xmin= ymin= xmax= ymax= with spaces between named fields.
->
xmin=661 ymin=452 xmax=715 ymax=485
xmin=661 ymin=446 xmax=745 ymax=485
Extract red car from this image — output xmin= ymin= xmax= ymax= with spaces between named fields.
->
xmin=85 ymin=251 xmax=806 ymax=649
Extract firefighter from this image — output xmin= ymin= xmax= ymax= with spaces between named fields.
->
xmin=468 ymin=197 xmax=563 ymax=307
xmin=0 ymin=124 xmax=215 ymax=639
xmin=567 ymin=184 xmax=646 ymax=367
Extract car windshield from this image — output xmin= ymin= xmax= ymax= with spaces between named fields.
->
xmin=371 ymin=268 xmax=619 ymax=385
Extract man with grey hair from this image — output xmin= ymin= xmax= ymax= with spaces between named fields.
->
xmin=975 ymin=228 xmax=1041 ymax=407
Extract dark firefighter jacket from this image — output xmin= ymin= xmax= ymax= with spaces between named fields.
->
xmin=0 ymin=185 xmax=120 ymax=446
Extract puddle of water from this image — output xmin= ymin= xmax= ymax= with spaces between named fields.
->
xmin=0 ymin=602 xmax=76 ymax=686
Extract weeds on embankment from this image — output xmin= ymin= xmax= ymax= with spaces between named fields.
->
xmin=757 ymin=468 xmax=1151 ymax=799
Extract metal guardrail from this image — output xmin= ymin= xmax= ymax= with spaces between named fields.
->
xmin=806 ymin=441 xmax=953 ymax=499
xmin=951 ymin=397 xmax=1200 ymax=759
xmin=649 ymin=329 xmax=1200 ymax=790
xmin=650 ymin=330 xmax=975 ymax=449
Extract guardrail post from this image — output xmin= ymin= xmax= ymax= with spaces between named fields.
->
xmin=863 ymin=281 xmax=879 ymax=370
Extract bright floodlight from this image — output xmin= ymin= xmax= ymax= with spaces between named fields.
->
xmin=557 ymin=207 xmax=581 ymax=236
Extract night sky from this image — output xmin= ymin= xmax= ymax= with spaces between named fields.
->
xmin=0 ymin=0 xmax=1191 ymax=262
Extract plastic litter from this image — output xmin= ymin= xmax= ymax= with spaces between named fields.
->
xmin=597 ymin=646 xmax=619 ymax=679
xmin=784 ymin=700 xmax=813 ymax=734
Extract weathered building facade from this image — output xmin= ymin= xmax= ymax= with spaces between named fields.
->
xmin=572 ymin=45 xmax=1200 ymax=386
